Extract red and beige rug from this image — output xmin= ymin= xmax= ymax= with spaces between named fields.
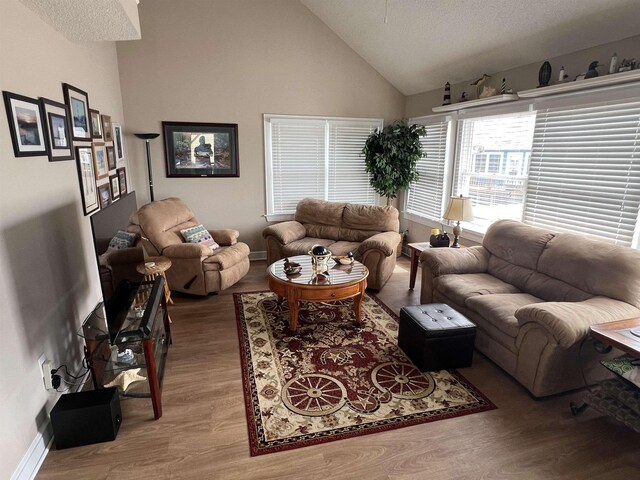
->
xmin=234 ymin=291 xmax=495 ymax=456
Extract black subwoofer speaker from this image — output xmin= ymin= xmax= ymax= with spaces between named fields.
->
xmin=50 ymin=387 xmax=121 ymax=449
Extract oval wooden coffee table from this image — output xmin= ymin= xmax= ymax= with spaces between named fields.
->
xmin=267 ymin=255 xmax=369 ymax=332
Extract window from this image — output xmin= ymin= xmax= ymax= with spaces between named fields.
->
xmin=264 ymin=115 xmax=382 ymax=218
xmin=524 ymin=98 xmax=640 ymax=246
xmin=452 ymin=112 xmax=536 ymax=232
xmin=405 ymin=117 xmax=450 ymax=221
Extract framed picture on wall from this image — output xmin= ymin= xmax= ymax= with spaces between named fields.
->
xmin=163 ymin=121 xmax=239 ymax=178
xmin=40 ymin=97 xmax=74 ymax=162
xmin=2 ymin=91 xmax=48 ymax=157
xmin=98 ymin=182 xmax=112 ymax=209
xmin=106 ymin=145 xmax=116 ymax=170
xmin=117 ymin=166 xmax=127 ymax=195
xmin=101 ymin=114 xmax=113 ymax=142
xmin=62 ymin=83 xmax=91 ymax=141
xmin=92 ymin=142 xmax=108 ymax=180
xmin=113 ymin=122 xmax=125 ymax=161
xmin=109 ymin=174 xmax=120 ymax=201
xmin=89 ymin=109 xmax=102 ymax=139
xmin=75 ymin=146 xmax=100 ymax=215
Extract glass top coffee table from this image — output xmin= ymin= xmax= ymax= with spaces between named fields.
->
xmin=267 ymin=255 xmax=369 ymax=332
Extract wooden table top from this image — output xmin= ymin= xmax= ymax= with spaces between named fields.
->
xmin=268 ymin=255 xmax=368 ymax=287
xmin=590 ymin=317 xmax=640 ymax=358
xmin=137 ymin=256 xmax=172 ymax=276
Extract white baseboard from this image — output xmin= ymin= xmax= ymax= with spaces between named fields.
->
xmin=249 ymin=250 xmax=267 ymax=261
xmin=11 ymin=421 xmax=53 ymax=480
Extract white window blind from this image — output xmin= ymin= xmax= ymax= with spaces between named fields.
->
xmin=406 ymin=120 xmax=449 ymax=221
xmin=328 ymin=120 xmax=379 ymax=204
xmin=524 ymin=98 xmax=640 ymax=245
xmin=452 ymin=111 xmax=536 ymax=232
xmin=265 ymin=115 xmax=381 ymax=216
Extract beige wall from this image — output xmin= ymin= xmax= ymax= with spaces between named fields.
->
xmin=0 ymin=1 xmax=127 ymax=477
xmin=402 ymin=34 xmax=640 ymax=246
xmin=116 ymin=0 xmax=405 ymax=253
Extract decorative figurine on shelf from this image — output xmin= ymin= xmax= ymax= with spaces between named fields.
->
xmin=442 ymin=81 xmax=451 ymax=105
xmin=618 ymin=58 xmax=636 ymax=72
xmin=558 ymin=66 xmax=568 ymax=82
xmin=459 ymin=91 xmax=468 ymax=102
xmin=500 ymin=78 xmax=506 ymax=94
xmin=609 ymin=53 xmax=618 ymax=74
xmin=538 ymin=61 xmax=552 ymax=87
xmin=470 ymin=74 xmax=491 ymax=99
xmin=585 ymin=61 xmax=600 ymax=79
xmin=479 ymin=85 xmax=497 ymax=98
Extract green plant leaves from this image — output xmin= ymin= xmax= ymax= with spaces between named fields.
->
xmin=362 ymin=119 xmax=426 ymax=203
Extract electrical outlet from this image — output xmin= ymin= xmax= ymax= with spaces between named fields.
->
xmin=41 ymin=358 xmax=54 ymax=391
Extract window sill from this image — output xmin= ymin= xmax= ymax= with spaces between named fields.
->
xmin=264 ymin=213 xmax=294 ymax=223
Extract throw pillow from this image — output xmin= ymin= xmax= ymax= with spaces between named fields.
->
xmin=180 ymin=224 xmax=219 ymax=249
xmin=107 ymin=230 xmax=138 ymax=251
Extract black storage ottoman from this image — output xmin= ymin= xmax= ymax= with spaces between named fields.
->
xmin=398 ymin=303 xmax=476 ymax=371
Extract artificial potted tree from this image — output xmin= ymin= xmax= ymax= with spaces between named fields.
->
xmin=362 ymin=119 xmax=426 ymax=206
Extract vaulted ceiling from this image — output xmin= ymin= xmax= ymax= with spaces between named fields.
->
xmin=302 ymin=0 xmax=640 ymax=95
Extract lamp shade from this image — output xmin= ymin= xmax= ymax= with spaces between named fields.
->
xmin=443 ymin=195 xmax=474 ymax=222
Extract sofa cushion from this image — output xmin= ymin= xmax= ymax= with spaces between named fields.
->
xmin=180 ymin=224 xmax=219 ymax=250
xmin=537 ymin=233 xmax=640 ymax=309
xmin=295 ymin=198 xmax=345 ymax=226
xmin=483 ymin=219 xmax=555 ymax=270
xmin=487 ymin=256 xmax=534 ymax=292
xmin=304 ymin=224 xmax=342 ymax=242
xmin=327 ymin=241 xmax=361 ymax=258
xmin=524 ymin=271 xmax=592 ymax=303
xmin=282 ymin=238 xmax=333 ymax=257
xmin=434 ymin=273 xmax=520 ymax=307
xmin=342 ymin=203 xmax=399 ymax=235
xmin=466 ymin=293 xmax=544 ymax=338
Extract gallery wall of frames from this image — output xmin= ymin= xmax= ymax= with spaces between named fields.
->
xmin=3 ymin=83 xmax=129 ymax=216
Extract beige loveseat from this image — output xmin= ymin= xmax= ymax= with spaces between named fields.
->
xmin=420 ymin=220 xmax=640 ymax=397
xmin=129 ymin=198 xmax=250 ymax=296
xmin=263 ymin=198 xmax=401 ymax=290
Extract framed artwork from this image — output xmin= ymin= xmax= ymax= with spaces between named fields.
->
xmin=163 ymin=121 xmax=239 ymax=178
xmin=109 ymin=174 xmax=120 ymax=201
xmin=113 ymin=122 xmax=125 ymax=161
xmin=75 ymin=146 xmax=100 ymax=215
xmin=106 ymin=145 xmax=116 ymax=170
xmin=92 ymin=142 xmax=108 ymax=180
xmin=89 ymin=109 xmax=102 ymax=139
xmin=62 ymin=83 xmax=91 ymax=141
xmin=2 ymin=91 xmax=47 ymax=157
xmin=40 ymin=98 xmax=73 ymax=162
xmin=117 ymin=167 xmax=127 ymax=195
xmin=98 ymin=182 xmax=112 ymax=209
xmin=101 ymin=114 xmax=113 ymax=142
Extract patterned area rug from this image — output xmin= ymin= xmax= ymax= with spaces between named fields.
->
xmin=234 ymin=291 xmax=495 ymax=456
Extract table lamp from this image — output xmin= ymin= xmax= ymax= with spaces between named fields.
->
xmin=443 ymin=195 xmax=474 ymax=248
xmin=134 ymin=133 xmax=160 ymax=201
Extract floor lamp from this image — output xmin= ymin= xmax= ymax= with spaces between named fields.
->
xmin=134 ymin=133 xmax=160 ymax=202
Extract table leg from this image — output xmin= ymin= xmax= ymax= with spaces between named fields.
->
xmin=353 ymin=279 xmax=366 ymax=325
xmin=409 ymin=248 xmax=419 ymax=289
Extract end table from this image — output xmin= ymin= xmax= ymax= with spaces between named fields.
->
xmin=137 ymin=256 xmax=173 ymax=304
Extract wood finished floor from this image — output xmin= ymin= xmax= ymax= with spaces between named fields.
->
xmin=37 ymin=257 xmax=640 ymax=479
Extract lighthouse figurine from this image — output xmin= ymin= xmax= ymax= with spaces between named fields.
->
xmin=442 ymin=82 xmax=451 ymax=106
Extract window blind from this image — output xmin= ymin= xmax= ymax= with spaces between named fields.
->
xmin=265 ymin=115 xmax=382 ymax=216
xmin=405 ymin=120 xmax=449 ymax=221
xmin=328 ymin=120 xmax=380 ymax=204
xmin=524 ymin=99 xmax=640 ymax=246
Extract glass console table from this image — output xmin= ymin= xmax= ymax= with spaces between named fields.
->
xmin=79 ymin=277 xmax=171 ymax=419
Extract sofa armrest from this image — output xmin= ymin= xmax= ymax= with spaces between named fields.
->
xmin=162 ymin=243 xmax=212 ymax=259
xmin=209 ymin=229 xmax=239 ymax=246
xmin=515 ymin=296 xmax=640 ymax=348
xmin=262 ymin=221 xmax=306 ymax=245
xmin=419 ymin=246 xmax=489 ymax=277
xmin=358 ymin=231 xmax=401 ymax=257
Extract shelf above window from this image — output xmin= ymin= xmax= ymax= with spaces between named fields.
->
xmin=518 ymin=70 xmax=640 ymax=98
xmin=432 ymin=94 xmax=519 ymax=113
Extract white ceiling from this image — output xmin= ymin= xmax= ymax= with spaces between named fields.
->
xmin=301 ymin=0 xmax=640 ymax=95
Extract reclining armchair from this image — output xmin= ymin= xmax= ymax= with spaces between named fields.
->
xmin=129 ymin=197 xmax=250 ymax=296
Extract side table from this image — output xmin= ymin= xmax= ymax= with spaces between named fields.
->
xmin=407 ymin=242 xmax=430 ymax=290
xmin=137 ymin=256 xmax=173 ymax=304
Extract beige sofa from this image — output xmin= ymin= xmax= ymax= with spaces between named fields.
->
xmin=129 ymin=198 xmax=250 ymax=296
xmin=263 ymin=198 xmax=401 ymax=290
xmin=420 ymin=220 xmax=640 ymax=397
